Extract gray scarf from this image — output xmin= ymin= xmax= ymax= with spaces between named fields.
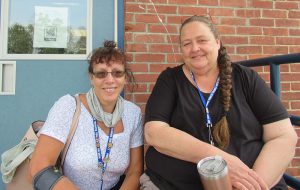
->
xmin=86 ymin=88 xmax=124 ymax=128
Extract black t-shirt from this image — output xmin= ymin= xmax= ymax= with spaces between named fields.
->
xmin=145 ymin=64 xmax=289 ymax=190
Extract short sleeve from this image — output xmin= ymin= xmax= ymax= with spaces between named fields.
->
xmin=145 ymin=68 xmax=177 ymax=124
xmin=39 ymin=94 xmax=76 ymax=143
xmin=130 ymin=111 xmax=144 ymax=148
xmin=241 ymin=66 xmax=289 ymax=124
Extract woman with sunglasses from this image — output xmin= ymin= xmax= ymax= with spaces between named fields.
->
xmin=29 ymin=40 xmax=143 ymax=190
xmin=141 ymin=16 xmax=297 ymax=190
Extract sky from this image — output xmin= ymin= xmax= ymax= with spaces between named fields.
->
xmin=8 ymin=0 xmax=87 ymax=28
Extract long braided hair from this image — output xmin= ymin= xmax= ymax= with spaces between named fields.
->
xmin=180 ymin=16 xmax=232 ymax=149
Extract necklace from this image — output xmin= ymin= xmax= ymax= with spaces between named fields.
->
xmin=190 ymin=70 xmax=220 ymax=146
xmin=93 ymin=117 xmax=114 ymax=190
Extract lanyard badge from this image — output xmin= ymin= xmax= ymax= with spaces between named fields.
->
xmin=190 ymin=70 xmax=220 ymax=146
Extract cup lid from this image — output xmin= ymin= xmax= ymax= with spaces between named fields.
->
xmin=197 ymin=156 xmax=228 ymax=179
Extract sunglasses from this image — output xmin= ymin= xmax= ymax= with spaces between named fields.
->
xmin=92 ymin=70 xmax=126 ymax=79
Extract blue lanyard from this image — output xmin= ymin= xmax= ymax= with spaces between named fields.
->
xmin=93 ymin=117 xmax=114 ymax=190
xmin=190 ymin=70 xmax=220 ymax=146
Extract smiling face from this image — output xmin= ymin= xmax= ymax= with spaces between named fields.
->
xmin=90 ymin=61 xmax=126 ymax=108
xmin=180 ymin=21 xmax=221 ymax=76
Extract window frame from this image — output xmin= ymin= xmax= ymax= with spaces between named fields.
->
xmin=0 ymin=0 xmax=96 ymax=60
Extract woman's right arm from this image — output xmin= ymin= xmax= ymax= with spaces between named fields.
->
xmin=29 ymin=134 xmax=79 ymax=190
xmin=145 ymin=121 xmax=268 ymax=190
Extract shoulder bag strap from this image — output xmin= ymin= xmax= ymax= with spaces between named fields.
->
xmin=60 ymin=95 xmax=81 ymax=167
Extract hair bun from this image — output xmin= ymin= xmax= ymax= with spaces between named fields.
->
xmin=103 ymin=40 xmax=117 ymax=49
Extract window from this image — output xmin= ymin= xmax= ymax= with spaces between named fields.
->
xmin=0 ymin=0 xmax=92 ymax=60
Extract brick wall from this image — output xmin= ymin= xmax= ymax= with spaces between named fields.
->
xmin=124 ymin=0 xmax=300 ymax=179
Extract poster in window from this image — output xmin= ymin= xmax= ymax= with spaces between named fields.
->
xmin=33 ymin=6 xmax=68 ymax=48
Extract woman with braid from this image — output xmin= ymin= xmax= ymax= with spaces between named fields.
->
xmin=141 ymin=15 xmax=297 ymax=190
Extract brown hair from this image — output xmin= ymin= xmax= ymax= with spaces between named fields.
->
xmin=180 ymin=16 xmax=232 ymax=149
xmin=88 ymin=40 xmax=135 ymax=87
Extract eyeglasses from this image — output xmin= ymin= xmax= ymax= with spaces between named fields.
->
xmin=92 ymin=70 xmax=126 ymax=79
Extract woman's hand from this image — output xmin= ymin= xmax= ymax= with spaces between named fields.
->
xmin=225 ymin=154 xmax=268 ymax=190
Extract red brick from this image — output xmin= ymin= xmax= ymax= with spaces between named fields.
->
xmin=216 ymin=26 xmax=236 ymax=35
xmin=230 ymin=55 xmax=248 ymax=62
xmin=277 ymin=37 xmax=300 ymax=45
xmin=220 ymin=17 xmax=246 ymax=26
xmin=167 ymin=15 xmax=185 ymax=24
xmin=292 ymin=83 xmax=300 ymax=91
xmin=149 ymin=83 xmax=156 ymax=92
xmin=125 ymin=43 xmax=147 ymax=53
xmin=291 ymin=64 xmax=300 ymax=72
xmin=127 ymin=84 xmax=148 ymax=93
xmin=133 ymin=0 xmax=167 ymax=3
xmin=126 ymin=53 xmax=134 ymax=62
xmin=289 ymin=11 xmax=300 ymax=18
xmin=250 ymin=36 xmax=275 ymax=45
xmin=149 ymin=44 xmax=179 ymax=53
xmin=279 ymin=64 xmax=290 ymax=73
xmin=236 ymin=9 xmax=261 ymax=18
xmin=286 ymin=167 xmax=300 ymax=176
xmin=263 ymin=46 xmax=288 ymax=54
xmin=148 ymin=5 xmax=177 ymax=14
xmin=220 ymin=0 xmax=246 ymax=7
xmin=126 ymin=4 xmax=147 ymax=13
xmin=263 ymin=28 xmax=288 ymax=36
xmin=125 ymin=13 xmax=134 ymax=22
xmin=134 ymin=34 xmax=166 ymax=43
xmin=236 ymin=46 xmax=262 ymax=54
xmin=198 ymin=0 xmax=219 ymax=6
xmin=237 ymin=27 xmax=262 ymax=35
xmin=249 ymin=54 xmax=273 ymax=60
xmin=128 ymin=63 xmax=148 ymax=72
xmin=282 ymin=73 xmax=300 ymax=82
xmin=276 ymin=19 xmax=300 ymax=27
xmin=258 ymin=73 xmax=270 ymax=82
xmin=169 ymin=35 xmax=180 ymax=44
xmin=289 ymin=110 xmax=300 ymax=116
xmin=125 ymin=33 xmax=133 ymax=42
xmin=135 ymin=54 xmax=165 ymax=62
xmin=124 ymin=93 xmax=134 ymax=101
xmin=139 ymin=104 xmax=146 ymax=114
xmin=262 ymin=10 xmax=287 ymax=18
xmin=135 ymin=14 xmax=166 ymax=23
xmin=167 ymin=54 xmax=182 ymax=63
xmin=281 ymin=83 xmax=291 ymax=91
xmin=250 ymin=19 xmax=275 ymax=27
xmin=178 ymin=6 xmax=207 ymax=15
xmin=225 ymin=46 xmax=235 ymax=54
xmin=281 ymin=100 xmax=290 ymax=109
xmin=134 ymin=94 xmax=150 ymax=103
xmin=249 ymin=0 xmax=273 ymax=9
xmin=250 ymin=66 xmax=263 ymax=73
xmin=125 ymin=23 xmax=146 ymax=32
xmin=148 ymin=24 xmax=178 ymax=34
xmin=150 ymin=63 xmax=177 ymax=72
xmin=290 ymin=46 xmax=300 ymax=53
xmin=168 ymin=0 xmax=197 ymax=4
xmin=275 ymin=2 xmax=299 ymax=10
xmin=291 ymin=102 xmax=300 ymax=109
xmin=290 ymin=29 xmax=300 ymax=36
xmin=291 ymin=158 xmax=300 ymax=167
xmin=221 ymin=36 xmax=248 ymax=45
xmin=134 ymin=74 xmax=159 ymax=83
xmin=282 ymin=92 xmax=300 ymax=101
xmin=209 ymin=8 xmax=234 ymax=17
